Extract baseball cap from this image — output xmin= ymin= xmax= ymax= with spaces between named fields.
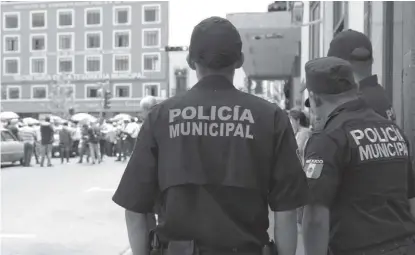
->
xmin=327 ymin=29 xmax=373 ymax=62
xmin=304 ymin=56 xmax=357 ymax=107
xmin=189 ymin=17 xmax=242 ymax=70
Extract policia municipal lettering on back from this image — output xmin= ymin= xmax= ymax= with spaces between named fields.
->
xmin=304 ymin=99 xmax=415 ymax=253
xmin=113 ymin=75 xmax=309 ymax=252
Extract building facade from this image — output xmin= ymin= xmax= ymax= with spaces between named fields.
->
xmin=300 ymin=1 xmax=415 ymax=158
xmin=1 ymin=1 xmax=169 ymax=118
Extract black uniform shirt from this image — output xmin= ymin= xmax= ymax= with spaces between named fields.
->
xmin=304 ymin=98 xmax=415 ymax=253
xmin=113 ymin=75 xmax=309 ymax=249
xmin=359 ymin=75 xmax=396 ymax=121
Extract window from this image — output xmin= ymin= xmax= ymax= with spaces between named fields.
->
xmin=85 ymin=8 xmax=102 ymax=27
xmin=1 ymin=87 xmax=7 ymax=100
xmin=175 ymin=68 xmax=188 ymax=94
xmin=4 ymin=35 xmax=19 ymax=53
xmin=142 ymin=53 xmax=160 ymax=72
xmin=31 ymin=34 xmax=46 ymax=51
xmin=309 ymin=2 xmax=320 ymax=60
xmin=30 ymin=57 xmax=46 ymax=74
xmin=143 ymin=29 xmax=160 ymax=48
xmin=57 ymin=33 xmax=74 ymax=51
xmin=333 ymin=1 xmax=347 ymax=35
xmin=142 ymin=4 xmax=160 ymax=23
xmin=114 ymin=6 xmax=131 ymax=25
xmin=2 ymin=130 xmax=17 ymax=141
xmin=86 ymin=85 xmax=100 ymax=98
xmin=3 ymin=58 xmax=19 ymax=75
xmin=58 ymin=56 xmax=74 ymax=73
xmin=7 ymin=86 xmax=21 ymax=100
xmin=31 ymin=85 xmax=48 ymax=99
xmin=143 ymin=83 xmax=159 ymax=97
xmin=113 ymin=54 xmax=130 ymax=72
xmin=3 ymin=12 xmax=20 ymax=30
xmin=85 ymin=55 xmax=102 ymax=73
xmin=114 ymin=84 xmax=131 ymax=98
xmin=31 ymin=11 xmax=47 ymax=29
xmin=85 ymin=32 xmax=102 ymax=49
xmin=57 ymin=9 xmax=74 ymax=28
xmin=114 ymin=30 xmax=131 ymax=48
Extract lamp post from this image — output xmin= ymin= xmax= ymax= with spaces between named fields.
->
xmin=96 ymin=80 xmax=109 ymax=121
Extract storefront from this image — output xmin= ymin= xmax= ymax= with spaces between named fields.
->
xmin=1 ymin=72 xmax=167 ymax=118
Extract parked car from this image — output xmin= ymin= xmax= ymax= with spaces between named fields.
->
xmin=1 ymin=128 xmax=24 ymax=165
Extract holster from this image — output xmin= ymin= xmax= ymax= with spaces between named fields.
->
xmin=262 ymin=241 xmax=278 ymax=255
xmin=149 ymin=229 xmax=165 ymax=255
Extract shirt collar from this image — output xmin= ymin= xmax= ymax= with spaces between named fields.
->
xmin=190 ymin=75 xmax=236 ymax=91
xmin=323 ymin=98 xmax=367 ymax=128
xmin=359 ymin=75 xmax=379 ymax=89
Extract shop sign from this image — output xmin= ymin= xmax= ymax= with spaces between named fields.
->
xmin=13 ymin=73 xmax=144 ymax=82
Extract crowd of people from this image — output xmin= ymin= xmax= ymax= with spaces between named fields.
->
xmin=3 ymin=115 xmax=143 ymax=167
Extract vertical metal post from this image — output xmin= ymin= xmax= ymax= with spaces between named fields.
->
xmin=383 ymin=1 xmax=394 ymax=103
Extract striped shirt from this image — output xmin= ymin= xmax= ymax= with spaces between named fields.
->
xmin=19 ymin=126 xmax=37 ymax=144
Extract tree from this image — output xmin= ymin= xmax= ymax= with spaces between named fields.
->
xmin=48 ymin=81 xmax=74 ymax=119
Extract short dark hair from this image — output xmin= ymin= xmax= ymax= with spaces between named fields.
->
xmin=45 ymin=117 xmax=51 ymax=122
xmin=189 ymin=17 xmax=242 ymax=70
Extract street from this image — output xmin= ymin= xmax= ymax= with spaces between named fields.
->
xmin=2 ymin=158 xmax=304 ymax=255
xmin=1 ymin=159 xmax=130 ymax=255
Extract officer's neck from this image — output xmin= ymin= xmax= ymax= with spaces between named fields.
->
xmin=318 ymin=97 xmax=357 ymax=120
xmin=197 ymin=70 xmax=235 ymax=84
xmin=353 ymin=71 xmax=373 ymax=84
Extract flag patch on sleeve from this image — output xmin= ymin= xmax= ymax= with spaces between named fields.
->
xmin=304 ymin=159 xmax=324 ymax=179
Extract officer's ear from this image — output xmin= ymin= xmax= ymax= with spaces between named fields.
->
xmin=234 ymin=52 xmax=244 ymax=69
xmin=310 ymin=92 xmax=324 ymax=107
xmin=187 ymin=54 xmax=196 ymax=70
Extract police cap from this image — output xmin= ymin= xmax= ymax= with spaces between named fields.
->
xmin=189 ymin=17 xmax=242 ymax=70
xmin=304 ymin=56 xmax=357 ymax=107
xmin=328 ymin=29 xmax=373 ymax=62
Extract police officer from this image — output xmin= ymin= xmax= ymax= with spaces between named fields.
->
xmin=113 ymin=16 xmax=309 ymax=255
xmin=327 ymin=29 xmax=396 ymax=121
xmin=301 ymin=56 xmax=415 ymax=255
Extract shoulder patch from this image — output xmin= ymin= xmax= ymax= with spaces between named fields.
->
xmin=304 ymin=159 xmax=324 ymax=179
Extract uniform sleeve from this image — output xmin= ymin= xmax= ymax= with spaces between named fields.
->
xmin=304 ymin=133 xmax=344 ymax=207
xmin=112 ymin=114 xmax=159 ymax=213
xmin=268 ymin=110 xmax=309 ymax=212
xmin=361 ymin=86 xmax=396 ymax=121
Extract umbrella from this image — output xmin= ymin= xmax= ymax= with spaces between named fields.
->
xmin=111 ymin=113 xmax=131 ymax=122
xmin=71 ymin=113 xmax=97 ymax=123
xmin=0 ymin=111 xmax=19 ymax=121
xmin=22 ymin=117 xmax=40 ymax=125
